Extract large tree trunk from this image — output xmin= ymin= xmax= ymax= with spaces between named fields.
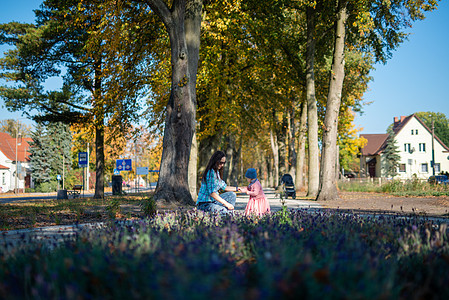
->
xmin=146 ymin=0 xmax=202 ymax=205
xmin=296 ymin=99 xmax=307 ymax=190
xmin=306 ymin=6 xmax=320 ymax=197
xmin=317 ymin=2 xmax=347 ymax=201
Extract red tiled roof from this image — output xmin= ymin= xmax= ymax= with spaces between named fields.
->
xmin=0 ymin=132 xmax=31 ymax=162
xmin=360 ymin=134 xmax=389 ymax=156
xmin=0 ymin=164 xmax=9 ymax=169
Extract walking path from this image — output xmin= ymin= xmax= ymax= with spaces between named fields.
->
xmin=235 ymin=188 xmax=321 ymax=211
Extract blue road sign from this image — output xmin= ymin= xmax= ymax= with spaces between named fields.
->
xmin=57 ymin=174 xmax=61 ymax=181
xmin=78 ymin=152 xmax=88 ymax=168
xmin=116 ymin=159 xmax=132 ymax=171
xmin=113 ymin=168 xmax=120 ymax=175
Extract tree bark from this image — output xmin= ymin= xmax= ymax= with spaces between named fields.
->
xmin=270 ymin=128 xmax=279 ymax=188
xmin=188 ymin=130 xmax=198 ymax=200
xmin=288 ymin=104 xmax=297 ymax=180
xmin=94 ymin=124 xmax=104 ymax=199
xmin=145 ymin=0 xmax=202 ymax=205
xmin=306 ymin=6 xmax=320 ymax=197
xmin=296 ymin=99 xmax=307 ymax=190
xmin=317 ymin=2 xmax=347 ymax=201
xmin=93 ymin=57 xmax=104 ymax=199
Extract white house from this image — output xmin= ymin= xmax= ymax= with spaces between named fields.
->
xmin=0 ymin=132 xmax=32 ymax=193
xmin=360 ymin=114 xmax=449 ymax=180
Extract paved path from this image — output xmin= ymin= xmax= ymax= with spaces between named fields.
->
xmin=234 ymin=188 xmax=321 ymax=212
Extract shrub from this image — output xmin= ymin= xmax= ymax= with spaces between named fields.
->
xmin=35 ymin=181 xmax=57 ymax=193
xmin=140 ymin=195 xmax=157 ymax=217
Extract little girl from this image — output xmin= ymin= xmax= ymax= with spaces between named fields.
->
xmin=242 ymin=168 xmax=270 ymax=216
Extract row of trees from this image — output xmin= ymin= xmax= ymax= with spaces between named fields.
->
xmin=0 ymin=0 xmax=439 ymax=203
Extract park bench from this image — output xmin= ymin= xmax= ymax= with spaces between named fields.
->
xmin=68 ymin=185 xmax=83 ymax=198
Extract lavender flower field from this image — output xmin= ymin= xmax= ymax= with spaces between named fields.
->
xmin=1 ymin=209 xmax=448 ymax=299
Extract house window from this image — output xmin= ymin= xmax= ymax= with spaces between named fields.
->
xmin=411 ymin=129 xmax=414 ymax=135
xmin=399 ymin=164 xmax=406 ymax=172
xmin=2 ymin=172 xmax=5 ymax=185
xmin=421 ymin=163 xmax=428 ymax=173
xmin=404 ymin=143 xmax=411 ymax=153
xmin=419 ymin=143 xmax=426 ymax=152
xmin=415 ymin=129 xmax=418 ymax=135
xmin=435 ymin=163 xmax=441 ymax=173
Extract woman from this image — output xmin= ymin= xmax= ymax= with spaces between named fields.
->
xmin=197 ymin=150 xmax=238 ymax=214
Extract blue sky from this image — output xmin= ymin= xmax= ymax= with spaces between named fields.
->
xmin=1 ymin=0 xmax=448 ymax=133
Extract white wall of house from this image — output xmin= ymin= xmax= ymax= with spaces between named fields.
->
xmin=393 ymin=117 xmax=449 ymax=180
xmin=0 ymin=150 xmax=28 ymax=193
xmin=0 ymin=151 xmax=12 ymax=192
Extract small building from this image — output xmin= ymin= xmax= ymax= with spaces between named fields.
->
xmin=0 ymin=132 xmax=32 ymax=193
xmin=360 ymin=114 xmax=449 ymax=180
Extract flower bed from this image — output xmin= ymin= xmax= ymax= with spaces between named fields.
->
xmin=1 ymin=209 xmax=448 ymax=299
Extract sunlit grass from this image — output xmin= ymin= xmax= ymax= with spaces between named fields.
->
xmin=339 ymin=178 xmax=449 ymax=196
xmin=0 ymin=193 xmax=155 ymax=230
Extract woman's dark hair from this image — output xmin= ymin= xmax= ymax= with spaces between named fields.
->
xmin=201 ymin=150 xmax=226 ymax=182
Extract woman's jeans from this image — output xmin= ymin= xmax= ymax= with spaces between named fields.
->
xmin=197 ymin=192 xmax=236 ymax=214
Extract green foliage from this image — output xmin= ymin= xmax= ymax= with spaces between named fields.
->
xmin=29 ymin=122 xmax=72 ymax=190
xmin=140 ymin=195 xmax=157 ymax=217
xmin=277 ymin=191 xmax=293 ymax=226
xmin=416 ymin=111 xmax=449 ymax=148
xmin=382 ymin=128 xmax=401 ymax=178
xmin=35 ymin=181 xmax=57 ymax=193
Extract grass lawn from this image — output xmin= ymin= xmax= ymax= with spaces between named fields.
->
xmin=0 ymin=191 xmax=177 ymax=231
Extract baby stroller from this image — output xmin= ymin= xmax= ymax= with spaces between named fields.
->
xmin=280 ymin=174 xmax=296 ymax=199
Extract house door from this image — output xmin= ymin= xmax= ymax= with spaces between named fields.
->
xmin=367 ymin=157 xmax=377 ymax=178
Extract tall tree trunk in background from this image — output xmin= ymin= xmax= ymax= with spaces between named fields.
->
xmin=266 ymin=156 xmax=273 ymax=187
xmin=94 ymin=124 xmax=104 ymax=198
xmin=198 ymin=134 xmax=221 ymax=179
xmin=188 ymin=131 xmax=198 ymax=200
xmin=306 ymin=6 xmax=320 ymax=197
xmin=296 ymin=99 xmax=307 ymax=190
xmin=288 ymin=104 xmax=297 ymax=180
xmin=224 ymin=134 xmax=239 ymax=185
xmin=270 ymin=129 xmax=279 ymax=187
xmin=146 ymin=0 xmax=202 ymax=205
xmin=317 ymin=2 xmax=347 ymax=201
xmin=93 ymin=57 xmax=104 ymax=199
xmin=278 ymin=115 xmax=288 ymax=176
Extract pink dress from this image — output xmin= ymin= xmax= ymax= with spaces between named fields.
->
xmin=244 ymin=179 xmax=270 ymax=216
